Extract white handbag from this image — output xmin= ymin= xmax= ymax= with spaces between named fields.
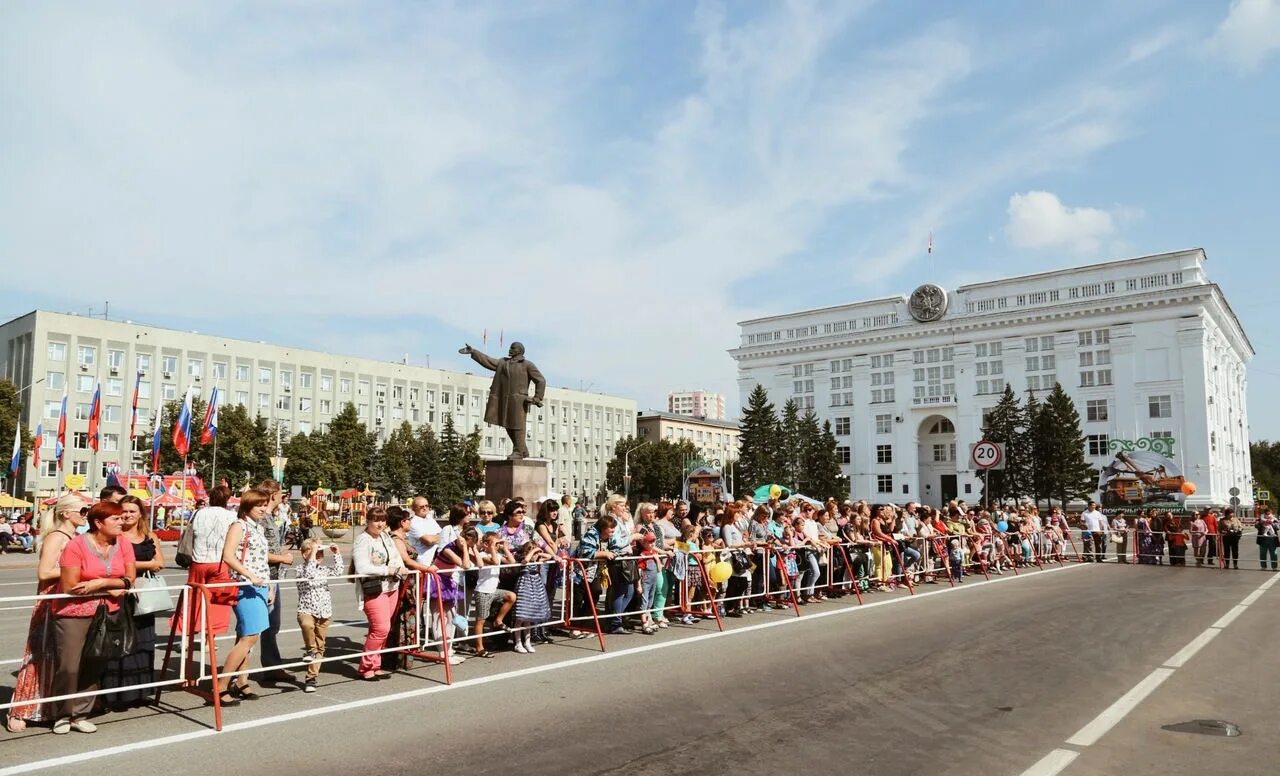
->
xmin=133 ymin=573 xmax=174 ymax=615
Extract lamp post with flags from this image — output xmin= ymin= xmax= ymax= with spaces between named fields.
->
xmin=201 ymin=385 xmax=220 ymax=484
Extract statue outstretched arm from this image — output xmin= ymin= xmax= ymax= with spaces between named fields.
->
xmin=459 ymin=344 xmax=501 ymax=372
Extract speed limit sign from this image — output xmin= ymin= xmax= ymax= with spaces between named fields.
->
xmin=970 ymin=440 xmax=1005 ymax=470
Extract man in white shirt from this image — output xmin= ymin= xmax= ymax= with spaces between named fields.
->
xmin=1081 ymin=502 xmax=1109 ymax=562
xmin=406 ymin=496 xmax=441 ymax=565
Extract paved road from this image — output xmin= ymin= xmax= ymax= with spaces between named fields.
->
xmin=1 ymin=559 xmax=1275 ymax=776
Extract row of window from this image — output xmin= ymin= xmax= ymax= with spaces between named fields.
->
xmin=964 ymin=273 xmax=1185 ymax=313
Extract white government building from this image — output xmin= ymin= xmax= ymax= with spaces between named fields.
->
xmin=729 ymin=249 xmax=1252 ymax=510
xmin=0 ymin=311 xmax=636 ymax=497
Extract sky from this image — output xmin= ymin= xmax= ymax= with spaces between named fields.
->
xmin=1 ymin=1 xmax=1278 ymax=434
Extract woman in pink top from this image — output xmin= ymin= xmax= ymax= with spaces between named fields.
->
xmin=52 ymin=501 xmax=137 ymax=735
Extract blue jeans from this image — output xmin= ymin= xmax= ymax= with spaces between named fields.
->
xmin=607 ymin=575 xmax=635 ymax=631
xmin=799 ymin=550 xmax=821 ymax=596
xmin=259 ymin=582 xmax=284 ymax=667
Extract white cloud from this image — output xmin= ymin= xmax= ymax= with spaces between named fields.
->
xmin=1003 ymin=191 xmax=1119 ymax=254
xmin=1206 ymin=0 xmax=1280 ymax=73
xmin=0 ymin=1 xmax=973 ymax=415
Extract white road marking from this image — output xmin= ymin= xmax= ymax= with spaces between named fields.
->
xmin=1019 ymin=749 xmax=1080 ymax=776
xmin=1024 ymin=572 xmax=1275 ymax=774
xmin=1065 ymin=668 xmax=1175 ymax=747
xmin=0 ymin=563 xmax=1090 ymax=775
xmin=1162 ymin=627 xmax=1220 ymax=669
xmin=1212 ymin=604 xmax=1248 ymax=629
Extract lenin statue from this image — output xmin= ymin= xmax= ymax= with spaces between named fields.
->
xmin=458 ymin=342 xmax=546 ymax=459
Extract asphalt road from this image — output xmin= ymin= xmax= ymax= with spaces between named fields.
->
xmin=1 ymin=556 xmax=1276 ymax=776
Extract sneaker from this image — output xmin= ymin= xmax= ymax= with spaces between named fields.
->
xmin=302 ymin=650 xmax=316 ymax=664
xmin=303 ymin=678 xmax=317 ymax=693
xmin=52 ymin=719 xmax=71 ymax=735
xmin=447 ymin=654 xmax=467 ymax=665
xmin=608 ymin=627 xmax=627 ymax=635
xmin=525 ymin=642 xmax=536 ymax=653
xmin=680 ymin=614 xmax=699 ymax=625
xmin=513 ymin=642 xmax=529 ymax=654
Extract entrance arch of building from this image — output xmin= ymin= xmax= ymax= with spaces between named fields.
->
xmin=917 ymin=414 xmax=958 ymax=507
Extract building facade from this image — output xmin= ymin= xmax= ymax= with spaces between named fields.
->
xmin=729 ymin=249 xmax=1252 ymax=510
xmin=636 ymin=410 xmax=740 ymax=469
xmin=666 ymin=389 xmax=727 ymax=420
xmin=0 ymin=311 xmax=636 ymax=497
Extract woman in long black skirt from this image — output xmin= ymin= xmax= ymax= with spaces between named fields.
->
xmin=103 ymin=495 xmax=165 ymax=709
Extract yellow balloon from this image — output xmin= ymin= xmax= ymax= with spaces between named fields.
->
xmin=769 ymin=484 xmax=782 ymax=499
xmin=708 ymin=561 xmax=733 ymax=584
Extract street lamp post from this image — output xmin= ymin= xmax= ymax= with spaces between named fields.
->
xmin=623 ymin=440 xmax=649 ymax=503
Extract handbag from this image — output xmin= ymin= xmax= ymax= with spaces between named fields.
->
xmin=82 ymin=597 xmax=137 ymax=663
xmin=609 ymin=557 xmax=638 ymax=584
xmin=209 ymin=523 xmax=251 ymax=606
xmin=175 ymin=522 xmax=196 ymax=568
xmin=730 ymin=551 xmax=752 ymax=575
xmin=133 ymin=572 xmax=174 ymax=615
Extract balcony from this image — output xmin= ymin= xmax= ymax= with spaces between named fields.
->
xmin=912 ymin=395 xmax=956 ymax=407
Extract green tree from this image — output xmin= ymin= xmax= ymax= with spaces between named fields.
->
xmin=737 ymin=385 xmax=779 ymax=492
xmin=327 ymin=403 xmax=376 ymax=488
xmin=283 ymin=431 xmax=338 ymax=491
xmin=1037 ymin=384 xmax=1098 ymax=507
xmin=804 ymin=418 xmax=848 ymax=501
xmin=604 ymin=435 xmax=700 ymax=502
xmin=375 ymin=421 xmax=416 ymax=500
xmin=434 ymin=413 xmax=467 ymax=506
xmin=461 ymin=425 xmax=485 ymax=496
xmin=158 ymin=395 xmax=211 ymax=475
xmin=980 ymin=385 xmax=1031 ymax=505
xmin=1251 ymin=440 xmax=1280 ymax=509
xmin=0 ymin=379 xmax=34 ymax=493
xmin=410 ymin=424 xmax=441 ymax=499
xmin=777 ymin=399 xmax=803 ymax=490
xmin=1025 ymin=390 xmax=1053 ymax=506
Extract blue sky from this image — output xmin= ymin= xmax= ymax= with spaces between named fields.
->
xmin=1 ymin=1 xmax=1278 ymax=434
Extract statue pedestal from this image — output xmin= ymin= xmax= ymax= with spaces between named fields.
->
xmin=484 ymin=458 xmax=550 ymax=505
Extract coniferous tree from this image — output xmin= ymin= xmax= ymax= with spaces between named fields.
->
xmin=1025 ymin=390 xmax=1052 ymax=506
xmin=1039 ymin=384 xmax=1098 ymax=507
xmin=327 ymin=403 xmax=376 ymax=488
xmin=375 ymin=421 xmax=416 ymax=500
xmin=804 ymin=418 xmax=848 ymax=500
xmin=410 ymin=424 xmax=441 ymax=499
xmin=778 ymin=399 xmax=802 ymax=490
xmin=434 ymin=413 xmax=467 ymax=506
xmin=461 ymin=425 xmax=485 ymax=496
xmin=737 ymin=385 xmax=780 ymax=491
xmin=980 ymin=385 xmax=1029 ymax=505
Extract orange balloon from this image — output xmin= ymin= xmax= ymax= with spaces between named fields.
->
xmin=1180 ymin=481 xmax=1197 ymax=496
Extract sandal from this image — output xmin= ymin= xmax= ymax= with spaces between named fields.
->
xmin=473 ymin=649 xmax=497 ymax=659
xmin=5 ymin=716 xmax=27 ymax=733
xmin=229 ymin=684 xmax=259 ymax=701
xmin=210 ymin=693 xmax=241 ymax=707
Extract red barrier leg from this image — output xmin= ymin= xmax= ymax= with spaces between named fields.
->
xmin=837 ymin=545 xmax=866 ymax=603
xmin=770 ymin=548 xmax=802 ymax=617
xmin=697 ymin=562 xmax=725 ymax=632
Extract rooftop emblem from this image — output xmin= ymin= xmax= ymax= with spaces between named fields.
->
xmin=909 ymin=283 xmax=948 ymax=322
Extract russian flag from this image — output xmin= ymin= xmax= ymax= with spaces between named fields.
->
xmin=8 ymin=423 xmax=19 ymax=476
xmin=128 ymin=371 xmax=142 ymax=447
xmin=55 ymin=391 xmax=67 ymax=470
xmin=150 ymin=406 xmax=164 ymax=473
xmin=87 ymin=384 xmax=102 ymax=453
xmin=172 ymin=386 xmax=194 ymax=459
xmin=200 ymin=386 xmax=219 ymax=445
xmin=32 ymin=423 xmax=42 ymax=472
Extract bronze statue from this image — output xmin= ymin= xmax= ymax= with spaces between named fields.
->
xmin=458 ymin=341 xmax=546 ymax=459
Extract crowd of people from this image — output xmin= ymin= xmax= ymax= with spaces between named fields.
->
xmin=6 ymin=485 xmax=1275 ymax=735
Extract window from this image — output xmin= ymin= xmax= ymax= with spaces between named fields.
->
xmin=235 ymin=390 xmax=249 ymax=406
xmin=1086 ymin=399 xmax=1109 ymax=422
xmin=40 ymin=430 xmax=55 ymax=449
xmin=258 ymin=367 xmax=272 ymax=385
xmin=1152 ymin=430 xmax=1173 ymax=440
xmin=45 ymin=371 xmax=65 ymax=391
xmin=77 ymin=345 xmax=96 ymax=366
xmin=320 ymin=399 xmax=332 ymax=414
xmin=877 ymin=475 xmax=894 ymax=494
xmin=258 ymin=393 xmax=270 ymax=409
xmin=340 ymin=378 xmax=352 ymax=394
xmin=48 ymin=342 xmax=67 ymax=361
xmin=213 ymin=362 xmax=228 ymax=380
xmin=76 ymin=374 xmax=93 ymax=393
xmin=73 ymin=431 xmax=89 ymax=449
xmin=442 ymin=392 xmax=451 ymax=406
xmin=1087 ymin=434 xmax=1110 ymax=456
xmin=299 ymin=397 xmax=312 ymax=412
xmin=106 ymin=378 xmax=123 ymax=397
xmin=358 ymin=403 xmax=369 ymax=416
xmin=137 ymin=353 xmax=152 ymax=372
xmin=162 ymin=355 xmax=178 ymax=374
xmin=41 ymin=459 xmax=56 ymax=477
xmin=836 ymin=446 xmax=851 ymax=464
xmin=1148 ymin=395 xmax=1172 ymax=418
xmin=276 ymin=396 xmax=290 ymax=410
xmin=138 ymin=380 xmax=151 ymax=399
xmin=74 ymin=403 xmax=92 ymax=421
xmin=875 ymin=414 xmax=892 ymax=434
xmin=236 ymin=364 xmax=250 ymax=382
xmin=835 ymin=417 xmax=850 ymax=435
xmin=281 ymin=370 xmax=293 ymax=389
xmin=300 ymin=372 xmax=313 ymax=389
xmin=107 ymin=350 xmax=124 ymax=369
xmin=72 ymin=460 xmax=88 ymax=476
xmin=320 ymin=375 xmax=333 ymax=392
xmin=932 ymin=443 xmax=951 ymax=463
xmin=44 ymin=401 xmax=61 ymax=420
xmin=162 ymin=383 xmax=177 ymax=400
xmin=358 ymin=381 xmax=370 ymax=397
xmin=102 ymin=433 xmax=119 ymax=452
xmin=409 ymin=387 xmax=419 ymax=403
xmin=876 ymin=445 xmax=893 ymax=464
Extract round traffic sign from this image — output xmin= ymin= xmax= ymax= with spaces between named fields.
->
xmin=972 ymin=440 xmax=1002 ymax=470
xmin=1230 ymin=496 xmax=1241 ymax=506
xmin=1229 ymin=487 xmax=1241 ymax=497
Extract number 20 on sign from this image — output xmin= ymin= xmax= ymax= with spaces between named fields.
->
xmin=970 ymin=441 xmax=1005 ymax=470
